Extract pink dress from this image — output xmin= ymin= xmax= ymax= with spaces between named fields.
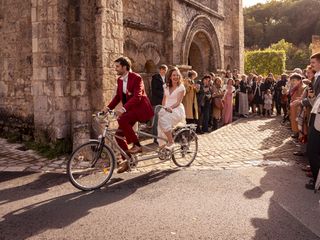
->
xmin=223 ymin=86 xmax=234 ymax=124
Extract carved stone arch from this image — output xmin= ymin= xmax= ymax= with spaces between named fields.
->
xmin=182 ymin=15 xmax=222 ymax=74
xmin=140 ymin=42 xmax=161 ymax=73
xmin=124 ymin=38 xmax=143 ymax=72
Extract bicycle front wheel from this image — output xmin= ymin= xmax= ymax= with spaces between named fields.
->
xmin=172 ymin=129 xmax=198 ymax=167
xmin=67 ymin=141 xmax=115 ymax=191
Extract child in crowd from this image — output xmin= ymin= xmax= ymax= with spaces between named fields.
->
xmin=264 ymin=89 xmax=273 ymax=117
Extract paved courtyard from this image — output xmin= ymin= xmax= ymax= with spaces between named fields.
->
xmin=0 ymin=116 xmax=306 ymax=174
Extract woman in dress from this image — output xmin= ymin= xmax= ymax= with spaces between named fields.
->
xmin=223 ymin=78 xmax=235 ymax=125
xmin=158 ymin=67 xmax=186 ymax=149
xmin=238 ymin=74 xmax=249 ymax=117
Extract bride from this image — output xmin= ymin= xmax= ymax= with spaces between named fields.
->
xmin=158 ymin=67 xmax=186 ymax=149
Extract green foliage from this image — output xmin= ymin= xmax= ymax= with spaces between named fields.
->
xmin=245 ymin=50 xmax=286 ymax=75
xmin=25 ymin=139 xmax=72 ymax=159
xmin=1 ymin=130 xmax=72 ymax=159
xmin=245 ymin=0 xmax=320 ymax=48
xmin=267 ymin=39 xmax=311 ymax=69
xmin=5 ymin=132 xmax=22 ymax=143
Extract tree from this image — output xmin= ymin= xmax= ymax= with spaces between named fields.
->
xmin=267 ymin=39 xmax=311 ymax=69
xmin=244 ymin=0 xmax=320 ymax=48
xmin=245 ymin=50 xmax=286 ymax=75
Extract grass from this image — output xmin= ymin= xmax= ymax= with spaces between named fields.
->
xmin=24 ymin=139 xmax=72 ymax=159
xmin=1 ymin=131 xmax=72 ymax=159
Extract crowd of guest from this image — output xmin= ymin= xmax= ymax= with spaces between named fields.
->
xmin=150 ymin=52 xmax=320 ymax=190
xmin=152 ymin=66 xmax=286 ymax=135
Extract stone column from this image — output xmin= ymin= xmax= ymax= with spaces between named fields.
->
xmin=69 ymin=0 xmax=94 ymax=149
xmin=31 ymin=0 xmax=70 ymax=142
xmin=93 ymin=0 xmax=124 ymax=111
xmin=232 ymin=0 xmax=244 ymax=73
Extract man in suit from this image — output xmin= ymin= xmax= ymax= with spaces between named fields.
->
xmin=305 ymin=52 xmax=320 ymax=189
xmin=105 ymin=57 xmax=154 ymax=173
xmin=274 ymin=74 xmax=288 ymax=115
xmin=151 ymin=64 xmax=168 ymax=144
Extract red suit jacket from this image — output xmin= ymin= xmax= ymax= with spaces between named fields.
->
xmin=108 ymin=72 xmax=154 ymax=122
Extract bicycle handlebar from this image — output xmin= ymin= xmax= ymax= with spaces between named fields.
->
xmin=92 ymin=109 xmax=115 ymax=119
xmin=93 ymin=105 xmax=170 ymax=119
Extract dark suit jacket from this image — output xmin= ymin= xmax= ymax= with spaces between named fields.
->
xmin=314 ymin=76 xmax=320 ymax=97
xmin=108 ymin=72 xmax=154 ymax=122
xmin=151 ymin=73 xmax=165 ymax=106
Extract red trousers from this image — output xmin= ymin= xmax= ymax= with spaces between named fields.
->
xmin=116 ymin=111 xmax=139 ymax=156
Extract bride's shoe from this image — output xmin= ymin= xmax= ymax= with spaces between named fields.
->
xmin=165 ymin=143 xmax=176 ymax=151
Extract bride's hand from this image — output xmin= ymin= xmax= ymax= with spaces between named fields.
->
xmin=165 ymin=107 xmax=173 ymax=113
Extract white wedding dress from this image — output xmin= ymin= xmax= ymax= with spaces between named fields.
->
xmin=157 ymin=84 xmax=186 ymax=146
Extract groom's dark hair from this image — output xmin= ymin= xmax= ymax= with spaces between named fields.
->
xmin=115 ymin=57 xmax=132 ymax=71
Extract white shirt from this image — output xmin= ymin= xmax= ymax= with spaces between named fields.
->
xmin=315 ymin=71 xmax=320 ymax=81
xmin=312 ymin=95 xmax=320 ymax=114
xmin=120 ymin=72 xmax=129 ymax=94
xmin=311 ymin=71 xmax=320 ymax=114
xmin=119 ymin=72 xmax=129 ymax=112
xmin=161 ymin=75 xmax=166 ymax=84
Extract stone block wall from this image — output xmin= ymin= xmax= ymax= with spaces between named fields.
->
xmin=31 ymin=0 xmax=70 ymax=141
xmin=0 ymin=0 xmax=243 ymax=147
xmin=0 ymin=0 xmax=33 ymax=117
xmin=171 ymin=0 xmax=224 ymax=74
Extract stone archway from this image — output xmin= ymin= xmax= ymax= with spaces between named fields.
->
xmin=188 ymin=42 xmax=203 ymax=75
xmin=182 ymin=15 xmax=222 ymax=75
xmin=188 ymin=31 xmax=213 ymax=76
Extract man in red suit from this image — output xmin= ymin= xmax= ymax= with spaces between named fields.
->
xmin=105 ymin=57 xmax=154 ymax=173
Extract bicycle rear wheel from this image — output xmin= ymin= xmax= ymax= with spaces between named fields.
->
xmin=172 ymin=129 xmax=198 ymax=167
xmin=67 ymin=141 xmax=115 ymax=191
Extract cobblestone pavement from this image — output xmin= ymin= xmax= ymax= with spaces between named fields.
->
xmin=0 ymin=116 xmax=306 ymax=174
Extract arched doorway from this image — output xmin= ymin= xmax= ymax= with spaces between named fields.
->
xmin=188 ymin=42 xmax=203 ymax=75
xmin=188 ymin=31 xmax=213 ymax=76
xmin=182 ymin=15 xmax=222 ymax=76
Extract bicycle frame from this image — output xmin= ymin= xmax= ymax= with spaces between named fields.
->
xmin=100 ymin=126 xmax=169 ymax=163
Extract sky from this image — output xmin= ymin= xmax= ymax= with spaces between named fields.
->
xmin=243 ymin=0 xmax=268 ymax=7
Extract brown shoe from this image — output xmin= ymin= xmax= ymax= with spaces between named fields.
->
xmin=128 ymin=145 xmax=142 ymax=154
xmin=117 ymin=161 xmax=129 ymax=174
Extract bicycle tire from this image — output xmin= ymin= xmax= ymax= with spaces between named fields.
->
xmin=67 ymin=141 xmax=116 ymax=191
xmin=172 ymin=129 xmax=198 ymax=167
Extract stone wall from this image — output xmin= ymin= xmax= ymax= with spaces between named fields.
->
xmin=172 ymin=0 xmax=224 ymax=73
xmin=0 ymin=0 xmax=33 ymax=117
xmin=122 ymin=0 xmax=167 ymax=72
xmin=31 ymin=0 xmax=70 ymax=141
xmin=0 ymin=0 xmax=243 ymax=146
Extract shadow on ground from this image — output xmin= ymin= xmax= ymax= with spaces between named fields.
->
xmin=0 ymin=170 xmax=178 ymax=240
xmin=242 ymin=117 xmax=319 ymax=239
xmin=0 ymin=172 xmax=68 ymax=206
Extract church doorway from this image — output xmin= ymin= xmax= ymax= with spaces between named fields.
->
xmin=187 ymin=31 xmax=215 ymax=77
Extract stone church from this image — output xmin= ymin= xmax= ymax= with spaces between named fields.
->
xmin=0 ymin=0 xmax=244 ymax=146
